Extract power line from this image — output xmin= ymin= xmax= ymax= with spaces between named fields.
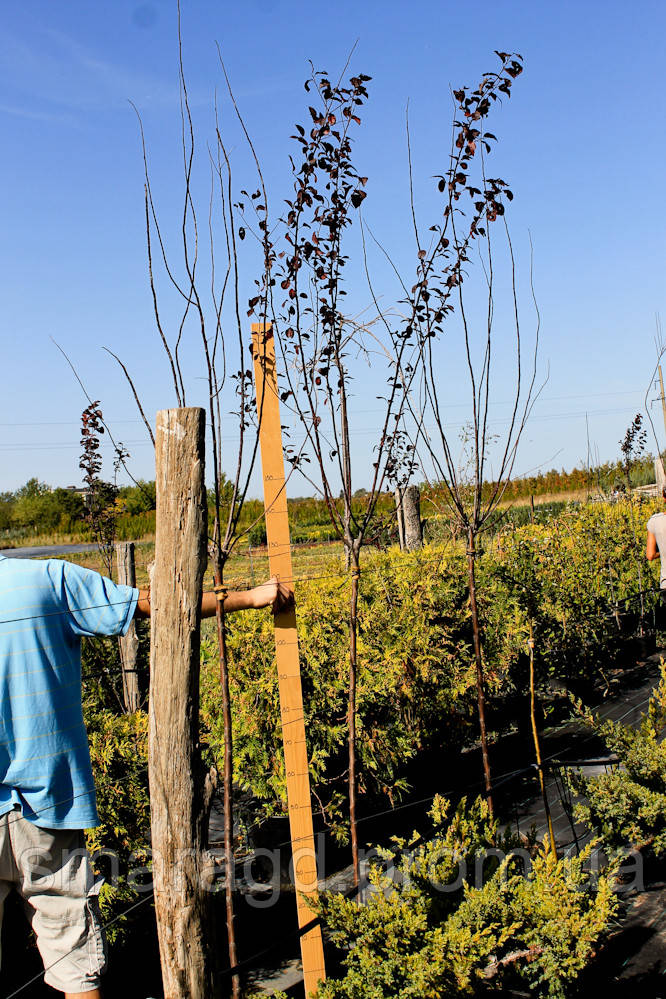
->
xmin=0 ymin=402 xmax=649 ymax=452
xmin=0 ymin=388 xmax=646 ymax=430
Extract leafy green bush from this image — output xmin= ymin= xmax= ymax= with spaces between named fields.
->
xmin=81 ymin=635 xmax=151 ymax=941
xmin=200 ymin=546 xmax=476 ymax=832
xmin=118 ymin=479 xmax=156 ymax=515
xmin=8 ymin=479 xmax=86 ymax=533
xmin=199 ymin=498 xmax=663 ymax=829
xmin=483 ymin=498 xmax=661 ymax=696
xmin=114 ymin=510 xmax=156 ymax=540
xmin=290 ymin=524 xmax=341 ymax=544
xmin=84 ymin=707 xmax=150 ymax=942
xmin=318 ymin=796 xmax=617 ymax=998
xmin=247 ymin=522 xmax=267 ymax=547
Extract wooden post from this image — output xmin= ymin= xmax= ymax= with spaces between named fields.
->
xmin=402 ymin=485 xmax=423 ymax=551
xmin=251 ymin=324 xmax=326 ymax=997
xmin=655 ymin=457 xmax=666 ymax=497
xmin=395 ymin=488 xmax=406 ymax=550
xmin=116 ymin=541 xmax=140 ymax=713
xmin=150 ymin=408 xmax=215 ymax=999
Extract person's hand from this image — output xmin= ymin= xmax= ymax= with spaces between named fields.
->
xmin=250 ymin=575 xmax=294 ymax=614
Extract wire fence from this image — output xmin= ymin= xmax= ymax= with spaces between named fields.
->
xmin=6 ymin=675 xmax=658 ymax=997
xmin=0 ymin=543 xmax=663 ymax=995
xmin=2 ymin=678 xmax=661 ymax=996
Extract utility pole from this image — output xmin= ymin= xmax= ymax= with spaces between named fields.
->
xmin=656 ymin=367 xmax=666 ymax=495
xmin=657 ymin=366 xmax=666 ymax=441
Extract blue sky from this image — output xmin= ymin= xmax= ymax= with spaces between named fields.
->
xmin=1 ymin=0 xmax=665 ymax=495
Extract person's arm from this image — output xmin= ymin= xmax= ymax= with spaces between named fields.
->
xmin=135 ymin=575 xmax=293 ymax=619
xmin=647 ymin=530 xmax=659 ymax=561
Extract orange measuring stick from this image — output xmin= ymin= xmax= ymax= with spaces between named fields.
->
xmin=251 ymin=322 xmax=326 ymax=997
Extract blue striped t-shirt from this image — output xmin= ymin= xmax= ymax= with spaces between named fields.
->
xmin=0 ymin=555 xmax=138 ymax=829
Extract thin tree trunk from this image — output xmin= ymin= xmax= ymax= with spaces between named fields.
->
xmin=213 ymin=552 xmax=240 ymax=999
xmin=467 ymin=528 xmax=493 ymax=812
xmin=395 ymin=487 xmax=405 ymax=550
xmin=627 ymin=498 xmax=646 ymax=631
xmin=116 ymin=541 xmax=140 ymax=713
xmin=528 ymin=620 xmax=557 ymax=855
xmin=348 ymin=553 xmax=361 ymax=886
xmin=248 ymin=536 xmax=255 ymax=586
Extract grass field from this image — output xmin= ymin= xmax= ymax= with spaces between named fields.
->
xmin=0 ymin=484 xmax=604 ymax=592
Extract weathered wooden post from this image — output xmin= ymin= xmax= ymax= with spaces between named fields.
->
xmin=149 ymin=408 xmax=215 ymax=999
xmin=116 ymin=541 xmax=140 ymax=713
xmin=396 ymin=485 xmax=422 ymax=551
xmin=402 ymin=484 xmax=423 ymax=551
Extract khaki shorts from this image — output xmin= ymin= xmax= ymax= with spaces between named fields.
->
xmin=0 ymin=808 xmax=107 ymax=993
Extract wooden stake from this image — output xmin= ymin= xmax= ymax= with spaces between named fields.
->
xmin=251 ymin=324 xmax=326 ymax=997
xmin=401 ymin=485 xmax=423 ymax=552
xmin=150 ymin=408 xmax=216 ymax=999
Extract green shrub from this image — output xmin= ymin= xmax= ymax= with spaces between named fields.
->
xmin=247 ymin=522 xmax=267 ymax=547
xmin=290 ymin=523 xmax=340 ymax=544
xmin=118 ymin=480 xmax=156 ymax=515
xmin=81 ymin=635 xmax=151 ymax=942
xmin=482 ymin=498 xmax=661 ymax=696
xmin=318 ymin=796 xmax=617 ymax=998
xmin=200 ymin=546 xmax=476 ymax=833
xmin=199 ymin=498 xmax=664 ymax=830
xmin=569 ymin=661 xmax=666 ymax=857
xmin=83 ymin=707 xmax=150 ymax=942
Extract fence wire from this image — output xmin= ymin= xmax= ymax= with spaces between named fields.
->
xmin=0 ymin=546 xmax=663 ymax=994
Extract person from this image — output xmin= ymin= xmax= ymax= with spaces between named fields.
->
xmin=646 ymin=489 xmax=666 ymax=593
xmin=0 ymin=552 xmax=290 ymax=998
xmin=646 ymin=490 xmax=666 ymax=633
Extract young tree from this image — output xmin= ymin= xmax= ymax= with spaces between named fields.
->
xmin=111 ymin=18 xmax=266 ymax=993
xmin=79 ymin=400 xmax=128 ymax=578
xmin=399 ymin=52 xmax=539 ymax=809
xmin=618 ymin=413 xmax=649 ymax=633
xmin=245 ymin=64 xmax=427 ymax=885
xmin=244 ymin=52 xmax=531 ymax=875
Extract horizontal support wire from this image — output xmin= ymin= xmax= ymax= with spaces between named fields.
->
xmin=0 ymin=544 xmax=662 ymax=992
xmin=0 ymin=561 xmax=660 ymax=627
xmin=5 ymin=680 xmax=661 ymax=995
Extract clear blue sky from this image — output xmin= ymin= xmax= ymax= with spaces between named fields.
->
xmin=2 ymin=0 xmax=665 ymax=494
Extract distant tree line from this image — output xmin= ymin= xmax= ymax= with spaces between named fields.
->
xmin=425 ymin=455 xmax=657 ymax=509
xmin=1 ymin=455 xmax=657 ymax=542
xmin=0 ymin=477 xmax=156 ymax=537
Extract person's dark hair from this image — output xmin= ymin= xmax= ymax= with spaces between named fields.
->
xmin=662 ymin=485 xmax=666 ymax=500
